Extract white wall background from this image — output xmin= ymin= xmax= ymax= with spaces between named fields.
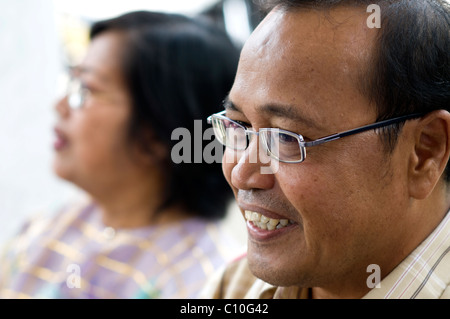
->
xmin=0 ymin=0 xmax=77 ymax=245
xmin=0 ymin=0 xmax=246 ymax=246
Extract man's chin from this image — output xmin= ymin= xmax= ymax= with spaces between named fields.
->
xmin=247 ymin=243 xmax=320 ymax=288
xmin=247 ymin=247 xmax=297 ymax=287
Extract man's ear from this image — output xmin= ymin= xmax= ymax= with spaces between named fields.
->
xmin=408 ymin=110 xmax=450 ymax=199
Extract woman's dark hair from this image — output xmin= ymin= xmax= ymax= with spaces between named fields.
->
xmin=90 ymin=11 xmax=240 ymax=219
xmin=258 ymin=0 xmax=450 ymax=180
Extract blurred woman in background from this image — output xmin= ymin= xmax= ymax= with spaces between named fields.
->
xmin=0 ymin=11 xmax=241 ymax=298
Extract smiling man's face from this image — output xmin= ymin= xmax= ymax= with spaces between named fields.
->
xmin=222 ymin=6 xmax=415 ymax=297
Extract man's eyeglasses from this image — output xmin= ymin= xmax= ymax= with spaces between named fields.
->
xmin=207 ymin=110 xmax=424 ymax=163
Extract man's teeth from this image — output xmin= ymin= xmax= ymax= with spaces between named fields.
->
xmin=244 ymin=210 xmax=293 ymax=230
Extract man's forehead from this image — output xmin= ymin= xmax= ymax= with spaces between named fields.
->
xmin=244 ymin=6 xmax=375 ymax=64
xmin=232 ymin=5 xmax=378 ymax=124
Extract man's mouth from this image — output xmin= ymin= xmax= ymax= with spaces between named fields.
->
xmin=244 ymin=210 xmax=295 ymax=231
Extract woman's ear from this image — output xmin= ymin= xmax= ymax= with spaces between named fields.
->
xmin=408 ymin=110 xmax=450 ymax=199
xmin=133 ymin=129 xmax=169 ymax=165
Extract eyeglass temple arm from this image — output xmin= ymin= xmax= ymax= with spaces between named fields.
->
xmin=302 ymin=113 xmax=424 ymax=147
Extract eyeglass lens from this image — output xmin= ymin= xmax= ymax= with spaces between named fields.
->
xmin=66 ymin=78 xmax=85 ymax=109
xmin=211 ymin=116 xmax=305 ymax=162
xmin=262 ymin=130 xmax=303 ymax=162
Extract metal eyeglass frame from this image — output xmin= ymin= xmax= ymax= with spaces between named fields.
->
xmin=207 ymin=110 xmax=424 ymax=163
xmin=66 ymin=76 xmax=89 ymax=110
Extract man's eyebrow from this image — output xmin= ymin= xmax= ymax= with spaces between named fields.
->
xmin=260 ymin=103 xmax=324 ymax=131
xmin=223 ymin=95 xmax=323 ymax=131
xmin=223 ymin=95 xmax=241 ymax=112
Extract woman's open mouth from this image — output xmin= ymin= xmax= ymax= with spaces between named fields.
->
xmin=54 ymin=127 xmax=69 ymax=151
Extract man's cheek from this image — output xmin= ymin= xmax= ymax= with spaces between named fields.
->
xmin=222 ymin=157 xmax=235 ymax=189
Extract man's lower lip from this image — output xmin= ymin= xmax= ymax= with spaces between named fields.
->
xmin=246 ymin=220 xmax=296 ymax=241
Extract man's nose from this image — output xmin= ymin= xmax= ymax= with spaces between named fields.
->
xmin=230 ymin=136 xmax=276 ymax=191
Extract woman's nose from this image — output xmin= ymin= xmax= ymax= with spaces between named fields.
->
xmin=54 ymin=95 xmax=71 ymax=118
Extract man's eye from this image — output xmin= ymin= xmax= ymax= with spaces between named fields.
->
xmin=226 ymin=119 xmax=250 ymax=129
xmin=235 ymin=120 xmax=251 ymax=128
xmin=226 ymin=121 xmax=242 ymax=129
xmin=279 ymin=133 xmax=298 ymax=144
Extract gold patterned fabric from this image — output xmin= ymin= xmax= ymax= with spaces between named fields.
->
xmin=0 ymin=197 xmax=244 ymax=299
